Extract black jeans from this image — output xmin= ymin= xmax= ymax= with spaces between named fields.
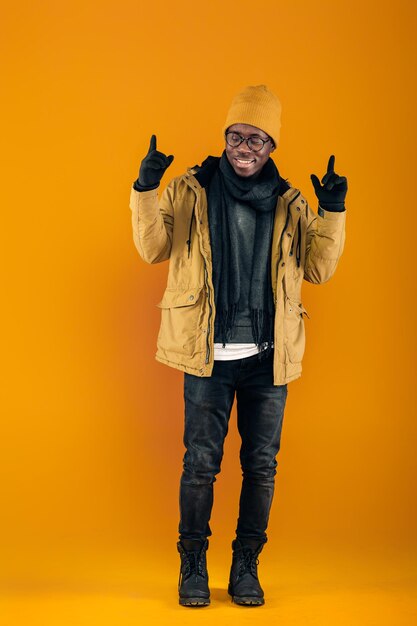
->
xmin=179 ymin=349 xmax=288 ymax=544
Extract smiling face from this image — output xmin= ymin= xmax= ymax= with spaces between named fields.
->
xmin=225 ymin=123 xmax=275 ymax=178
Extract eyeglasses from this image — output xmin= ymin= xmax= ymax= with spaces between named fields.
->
xmin=225 ymin=131 xmax=273 ymax=152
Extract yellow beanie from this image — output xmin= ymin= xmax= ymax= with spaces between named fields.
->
xmin=222 ymin=84 xmax=282 ymax=147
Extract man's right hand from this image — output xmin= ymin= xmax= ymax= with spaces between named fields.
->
xmin=137 ymin=135 xmax=174 ymax=188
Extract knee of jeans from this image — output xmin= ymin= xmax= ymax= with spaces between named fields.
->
xmin=241 ymin=466 xmax=277 ymax=483
xmin=182 ymin=454 xmax=222 ymax=485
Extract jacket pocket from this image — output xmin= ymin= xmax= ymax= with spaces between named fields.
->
xmin=156 ymin=287 xmax=204 ymax=357
xmin=284 ymin=296 xmax=310 ymax=363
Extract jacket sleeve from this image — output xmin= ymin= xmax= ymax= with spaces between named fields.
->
xmin=129 ymin=180 xmax=175 ymax=264
xmin=303 ymin=203 xmax=346 ymax=284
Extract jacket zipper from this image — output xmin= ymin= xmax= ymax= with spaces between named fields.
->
xmin=189 ymin=185 xmax=212 ymax=368
xmin=204 ymin=262 xmax=212 ymax=364
xmin=277 ymin=192 xmax=300 ymax=262
xmin=274 ymin=191 xmax=301 ymax=304
xmin=296 ymin=219 xmax=301 ymax=267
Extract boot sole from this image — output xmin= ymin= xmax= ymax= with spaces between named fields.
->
xmin=231 ymin=596 xmax=264 ymax=605
xmin=179 ymin=597 xmax=210 ymax=607
xmin=229 ymin=590 xmax=264 ymax=606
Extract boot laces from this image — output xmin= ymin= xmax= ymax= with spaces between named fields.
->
xmin=179 ymin=545 xmax=207 ymax=586
xmin=184 ymin=550 xmax=206 ymax=579
xmin=238 ymin=547 xmax=260 ymax=577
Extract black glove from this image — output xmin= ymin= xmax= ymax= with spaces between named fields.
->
xmin=134 ymin=134 xmax=174 ymax=191
xmin=310 ymin=155 xmax=348 ymax=212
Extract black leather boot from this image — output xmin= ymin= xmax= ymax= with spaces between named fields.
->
xmin=228 ymin=538 xmax=266 ymax=605
xmin=177 ymin=539 xmax=210 ymax=606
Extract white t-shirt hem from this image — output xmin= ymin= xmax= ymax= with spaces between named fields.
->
xmin=213 ymin=342 xmax=274 ymax=361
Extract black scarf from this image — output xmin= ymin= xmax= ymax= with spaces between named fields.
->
xmin=208 ymin=150 xmax=281 ymax=360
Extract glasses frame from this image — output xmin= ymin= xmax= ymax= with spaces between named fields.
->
xmin=225 ymin=131 xmax=273 ymax=152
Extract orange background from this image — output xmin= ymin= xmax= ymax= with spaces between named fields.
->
xmin=1 ymin=0 xmax=416 ymax=623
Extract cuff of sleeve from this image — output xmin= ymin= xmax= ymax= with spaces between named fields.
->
xmin=318 ymin=203 xmax=346 ymax=216
xmin=133 ymin=179 xmax=160 ymax=192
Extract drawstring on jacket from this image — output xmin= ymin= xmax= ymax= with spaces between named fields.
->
xmin=289 ymin=218 xmax=301 ymax=268
xmin=186 ymin=207 xmax=195 ymax=258
xmin=296 ymin=218 xmax=301 ymax=268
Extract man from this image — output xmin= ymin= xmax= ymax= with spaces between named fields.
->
xmin=129 ymin=85 xmax=347 ymax=607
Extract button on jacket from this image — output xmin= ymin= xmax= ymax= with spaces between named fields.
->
xmin=129 ymin=156 xmax=346 ymax=385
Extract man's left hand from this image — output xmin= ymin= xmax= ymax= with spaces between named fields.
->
xmin=310 ymin=155 xmax=348 ymax=212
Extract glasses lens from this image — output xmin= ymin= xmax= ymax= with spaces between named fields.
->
xmin=226 ymin=132 xmax=242 ymax=147
xmin=248 ymin=137 xmax=266 ymax=152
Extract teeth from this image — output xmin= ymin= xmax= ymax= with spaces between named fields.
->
xmin=236 ymin=159 xmax=253 ymax=163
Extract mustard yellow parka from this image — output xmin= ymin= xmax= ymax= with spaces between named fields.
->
xmin=130 ymin=156 xmax=346 ymax=385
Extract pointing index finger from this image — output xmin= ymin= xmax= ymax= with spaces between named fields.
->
xmin=148 ymin=134 xmax=157 ymax=154
xmin=327 ymin=154 xmax=335 ymax=173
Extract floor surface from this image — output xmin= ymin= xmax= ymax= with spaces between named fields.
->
xmin=1 ymin=546 xmax=416 ymax=625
